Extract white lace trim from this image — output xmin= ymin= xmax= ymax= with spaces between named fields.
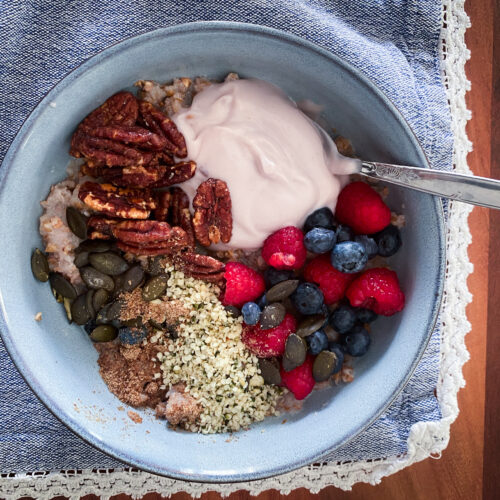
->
xmin=0 ymin=0 xmax=472 ymax=496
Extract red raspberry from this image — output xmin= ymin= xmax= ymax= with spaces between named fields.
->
xmin=241 ymin=313 xmax=296 ymax=358
xmin=280 ymin=355 xmax=315 ymax=400
xmin=222 ymin=262 xmax=265 ymax=308
xmin=261 ymin=226 xmax=306 ymax=270
xmin=335 ymin=181 xmax=391 ymax=234
xmin=304 ymin=254 xmax=356 ymax=304
xmin=346 ymin=267 xmax=405 ymax=316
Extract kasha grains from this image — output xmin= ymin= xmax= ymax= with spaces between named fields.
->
xmin=156 ymin=264 xmax=282 ymax=434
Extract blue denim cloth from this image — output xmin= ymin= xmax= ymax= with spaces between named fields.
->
xmin=0 ymin=0 xmax=451 ymax=473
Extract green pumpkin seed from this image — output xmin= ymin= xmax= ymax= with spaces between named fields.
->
xmin=66 ymin=206 xmax=88 ymax=239
xmin=123 ymin=316 xmax=143 ymax=328
xmin=76 ymin=239 xmax=112 ymax=254
xmin=113 ymin=273 xmax=126 ymax=296
xmin=284 ymin=334 xmax=307 ymax=368
xmin=324 ymin=324 xmax=340 ymax=343
xmin=31 ymin=248 xmax=50 ymax=282
xmin=122 ymin=265 xmax=145 ymax=292
xmin=281 ymin=355 xmax=297 ymax=373
xmin=149 ymin=319 xmax=165 ymax=330
xmin=92 ymin=288 xmax=110 ymax=311
xmin=80 ymin=266 xmax=114 ymax=291
xmin=258 ymin=358 xmax=281 ymax=385
xmin=74 ymin=251 xmax=89 ymax=268
xmin=96 ymin=304 xmax=111 ymax=325
xmin=296 ymin=315 xmax=327 ymax=338
xmin=89 ymin=252 xmax=129 ymax=276
xmin=266 ymin=279 xmax=300 ymax=303
xmin=90 ymin=324 xmax=117 ymax=342
xmin=142 ymin=275 xmax=168 ymax=302
xmin=260 ymin=303 xmax=286 ymax=330
xmin=49 ymin=273 xmax=77 ymax=299
xmin=85 ymin=289 xmax=96 ymax=319
xmin=224 ymin=305 xmax=241 ymax=317
xmin=63 ymin=297 xmax=73 ymax=323
xmin=313 ymin=351 xmax=337 ymax=382
xmin=71 ymin=294 xmax=91 ymax=325
xmin=51 ymin=287 xmax=64 ymax=303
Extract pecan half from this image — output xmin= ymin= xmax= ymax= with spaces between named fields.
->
xmin=192 ymin=178 xmax=232 ymax=246
xmin=91 ymin=125 xmax=167 ymax=151
xmin=101 ymin=164 xmax=166 ymax=188
xmin=173 ymin=252 xmax=225 ymax=283
xmin=81 ymin=91 xmax=139 ymax=128
xmin=151 ymin=161 xmax=197 ymax=188
xmin=154 ymin=191 xmax=172 ymax=223
xmin=139 ymin=101 xmax=188 ymax=158
xmin=112 ymin=220 xmax=189 ymax=255
xmin=78 ymin=182 xmax=156 ymax=219
xmin=87 ymin=216 xmax=120 ymax=239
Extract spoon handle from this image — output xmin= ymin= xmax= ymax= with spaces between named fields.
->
xmin=360 ymin=161 xmax=500 ymax=210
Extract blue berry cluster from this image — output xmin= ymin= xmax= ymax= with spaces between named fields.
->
xmin=303 ymin=207 xmax=402 ymax=274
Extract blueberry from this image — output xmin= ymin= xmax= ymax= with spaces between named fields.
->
xmin=356 ymin=308 xmax=378 ymax=323
xmin=336 ymin=224 xmax=354 ymax=243
xmin=342 ymin=325 xmax=371 ymax=356
xmin=354 ymin=235 xmax=378 ymax=259
xmin=257 ymin=294 xmax=268 ymax=310
xmin=292 ymin=282 xmax=324 ymax=315
xmin=306 ymin=329 xmax=329 ymax=355
xmin=118 ymin=326 xmax=148 ymax=345
xmin=374 ymin=225 xmax=402 ymax=257
xmin=329 ymin=304 xmax=357 ymax=334
xmin=327 ymin=342 xmax=345 ymax=374
xmin=84 ymin=319 xmax=97 ymax=335
xmin=264 ymin=268 xmax=294 ymax=288
xmin=304 ymin=207 xmax=336 ymax=233
xmin=304 ymin=227 xmax=336 ymax=254
xmin=241 ymin=302 xmax=261 ymax=325
xmin=331 ymin=241 xmax=368 ymax=273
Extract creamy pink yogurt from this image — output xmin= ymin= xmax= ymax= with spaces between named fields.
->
xmin=173 ymin=79 xmax=358 ymax=250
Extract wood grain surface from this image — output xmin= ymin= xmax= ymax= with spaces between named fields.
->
xmin=43 ymin=1 xmax=497 ymax=499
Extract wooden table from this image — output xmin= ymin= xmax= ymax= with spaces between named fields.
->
xmin=75 ymin=1 xmax=497 ymax=499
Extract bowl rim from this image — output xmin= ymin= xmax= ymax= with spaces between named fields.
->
xmin=0 ymin=21 xmax=446 ymax=482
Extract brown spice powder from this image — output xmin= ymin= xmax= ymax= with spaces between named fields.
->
xmin=119 ymin=287 xmax=189 ymax=325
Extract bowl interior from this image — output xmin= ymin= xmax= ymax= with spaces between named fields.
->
xmin=0 ymin=23 xmax=444 ymax=481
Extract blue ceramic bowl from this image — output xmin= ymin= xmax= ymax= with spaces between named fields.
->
xmin=0 ymin=22 xmax=445 ymax=482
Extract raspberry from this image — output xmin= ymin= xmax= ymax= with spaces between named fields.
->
xmin=335 ymin=182 xmax=391 ymax=234
xmin=280 ymin=355 xmax=315 ymax=400
xmin=262 ymin=226 xmax=306 ymax=270
xmin=222 ymin=262 xmax=265 ymax=308
xmin=241 ymin=313 xmax=296 ymax=358
xmin=346 ymin=267 xmax=405 ymax=316
xmin=304 ymin=254 xmax=355 ymax=304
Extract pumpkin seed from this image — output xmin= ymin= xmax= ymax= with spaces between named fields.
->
xmin=71 ymin=294 xmax=91 ymax=325
xmin=122 ymin=265 xmax=145 ymax=292
xmin=80 ymin=266 xmax=114 ymax=291
xmin=107 ymin=300 xmax=124 ymax=321
xmin=147 ymin=256 xmax=164 ymax=276
xmin=92 ymin=288 xmax=110 ymax=311
xmin=74 ymin=251 xmax=89 ymax=268
xmin=224 ymin=305 xmax=241 ymax=317
xmin=296 ymin=315 xmax=327 ymax=338
xmin=63 ymin=297 xmax=73 ymax=323
xmin=259 ymin=303 xmax=286 ymax=330
xmin=149 ymin=319 xmax=165 ymax=330
xmin=51 ymin=287 xmax=63 ymax=303
xmin=258 ymin=358 xmax=281 ymax=385
xmin=265 ymin=279 xmax=300 ymax=303
xmin=313 ymin=350 xmax=337 ymax=382
xmin=90 ymin=324 xmax=117 ymax=342
xmin=66 ymin=206 xmax=88 ymax=239
xmin=142 ymin=275 xmax=168 ymax=302
xmin=85 ymin=289 xmax=96 ymax=319
xmin=96 ymin=304 xmax=111 ymax=325
xmin=89 ymin=252 xmax=129 ymax=276
xmin=49 ymin=273 xmax=77 ymax=299
xmin=76 ymin=239 xmax=112 ymax=254
xmin=281 ymin=355 xmax=297 ymax=373
xmin=31 ymin=248 xmax=50 ymax=282
xmin=122 ymin=316 xmax=143 ymax=328
xmin=284 ymin=334 xmax=307 ymax=368
xmin=113 ymin=273 xmax=126 ymax=296
xmin=324 ymin=324 xmax=340 ymax=343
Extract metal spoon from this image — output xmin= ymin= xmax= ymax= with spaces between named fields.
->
xmin=357 ymin=160 xmax=500 ymax=210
